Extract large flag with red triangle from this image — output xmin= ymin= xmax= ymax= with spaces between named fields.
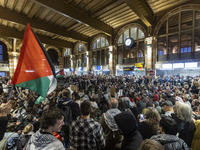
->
xmin=11 ymin=24 xmax=57 ymax=104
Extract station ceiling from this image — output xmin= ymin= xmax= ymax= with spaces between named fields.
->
xmin=0 ymin=0 xmax=199 ymax=48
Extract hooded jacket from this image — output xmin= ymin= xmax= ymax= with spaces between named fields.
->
xmin=25 ymin=130 xmax=65 ymax=150
xmin=100 ymin=109 xmax=123 ymax=147
xmin=0 ymin=116 xmax=8 ymax=141
xmin=114 ymin=111 xmax=143 ymax=150
xmin=151 ymin=134 xmax=190 ymax=150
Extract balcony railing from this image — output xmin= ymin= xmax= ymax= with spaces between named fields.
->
xmin=157 ymin=52 xmax=199 ymax=61
xmin=123 ymin=57 xmax=144 ymax=64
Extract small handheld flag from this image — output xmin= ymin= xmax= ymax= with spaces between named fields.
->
xmin=11 ymin=24 xmax=57 ymax=104
xmin=56 ymin=69 xmax=65 ymax=78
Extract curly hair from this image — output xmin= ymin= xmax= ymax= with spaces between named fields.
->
xmin=40 ymin=108 xmax=64 ymax=130
xmin=144 ymin=107 xmax=161 ymax=134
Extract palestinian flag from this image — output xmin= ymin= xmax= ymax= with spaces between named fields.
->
xmin=11 ymin=24 xmax=57 ymax=104
xmin=56 ymin=69 xmax=65 ymax=78
xmin=138 ymin=67 xmax=143 ymax=72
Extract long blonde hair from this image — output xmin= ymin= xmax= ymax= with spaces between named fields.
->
xmin=23 ymin=123 xmax=33 ymax=134
xmin=145 ymin=107 xmax=161 ymax=134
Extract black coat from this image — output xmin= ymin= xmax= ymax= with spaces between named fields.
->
xmin=0 ymin=116 xmax=8 ymax=140
xmin=151 ymin=134 xmax=190 ymax=150
xmin=178 ymin=120 xmax=196 ymax=147
xmin=121 ymin=131 xmax=143 ymax=150
xmin=138 ymin=121 xmax=155 ymax=140
xmin=172 ymin=114 xmax=196 ymax=147
xmin=114 ymin=111 xmax=143 ymax=150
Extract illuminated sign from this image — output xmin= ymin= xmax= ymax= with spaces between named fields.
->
xmin=79 ymin=67 xmax=83 ymax=71
xmin=97 ymin=66 xmax=102 ymax=70
xmin=123 ymin=67 xmax=135 ymax=71
xmin=162 ymin=64 xmax=172 ymax=69
xmin=135 ymin=63 xmax=143 ymax=68
xmin=185 ymin=62 xmax=198 ymax=68
xmin=173 ymin=63 xmax=184 ymax=68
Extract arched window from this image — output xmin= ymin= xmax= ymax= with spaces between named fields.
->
xmin=47 ymin=49 xmax=59 ymax=66
xmin=93 ymin=37 xmax=109 ymax=50
xmin=116 ymin=24 xmax=146 ymax=64
xmin=156 ymin=8 xmax=200 ymax=61
xmin=74 ymin=43 xmax=87 ymax=68
xmin=64 ymin=48 xmax=71 ymax=56
xmin=64 ymin=48 xmax=71 ymax=68
xmin=92 ymin=36 xmax=109 ymax=66
xmin=0 ymin=45 xmax=3 ymax=61
xmin=0 ymin=41 xmax=8 ymax=62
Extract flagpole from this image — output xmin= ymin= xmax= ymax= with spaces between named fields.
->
xmin=8 ymin=84 xmax=14 ymax=100
xmin=15 ymin=86 xmax=21 ymax=97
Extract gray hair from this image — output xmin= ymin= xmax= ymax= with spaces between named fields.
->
xmin=175 ymin=101 xmax=192 ymax=122
xmin=109 ymin=98 xmax=118 ymax=108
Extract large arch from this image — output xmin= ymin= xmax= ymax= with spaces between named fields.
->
xmin=16 ymin=43 xmax=22 ymax=52
xmin=62 ymin=48 xmax=72 ymax=57
xmin=154 ymin=4 xmax=200 ymax=37
xmin=90 ymin=33 xmax=110 ymax=50
xmin=74 ymin=42 xmax=88 ymax=54
xmin=0 ymin=37 xmax=11 ymax=51
xmin=46 ymin=46 xmax=63 ymax=69
xmin=114 ymin=23 xmax=147 ymax=46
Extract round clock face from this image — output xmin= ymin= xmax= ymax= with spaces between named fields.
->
xmin=125 ymin=39 xmax=132 ymax=46
xmin=124 ymin=38 xmax=134 ymax=48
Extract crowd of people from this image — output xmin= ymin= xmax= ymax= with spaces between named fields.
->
xmin=0 ymin=74 xmax=200 ymax=150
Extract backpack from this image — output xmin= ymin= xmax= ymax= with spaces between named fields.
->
xmin=17 ymin=134 xmax=31 ymax=150
xmin=62 ymin=101 xmax=73 ymax=128
xmin=0 ymin=133 xmax=15 ymax=150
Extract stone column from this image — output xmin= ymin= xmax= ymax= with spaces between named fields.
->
xmin=8 ymin=39 xmax=19 ymax=77
xmin=86 ymin=51 xmax=92 ymax=74
xmin=145 ymin=37 xmax=154 ymax=76
xmin=112 ymin=45 xmax=116 ymax=76
xmin=70 ymin=55 xmax=75 ymax=75
xmin=109 ymin=46 xmax=114 ymax=76
xmin=152 ymin=37 xmax=157 ymax=70
xmin=8 ymin=52 xmax=19 ymax=77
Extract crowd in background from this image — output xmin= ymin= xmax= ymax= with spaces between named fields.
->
xmin=0 ymin=74 xmax=200 ymax=150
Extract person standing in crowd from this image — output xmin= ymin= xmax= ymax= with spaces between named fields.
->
xmin=0 ymin=100 xmax=11 ymax=140
xmin=138 ymin=107 xmax=161 ymax=140
xmin=172 ymin=101 xmax=196 ymax=147
xmin=191 ymin=116 xmax=200 ymax=150
xmin=139 ymin=139 xmax=164 ymax=150
xmin=57 ymin=89 xmax=80 ymax=148
xmin=70 ymin=100 xmax=105 ymax=150
xmin=17 ymin=123 xmax=34 ymax=150
xmin=2 ymin=122 xmax=19 ymax=150
xmin=151 ymin=116 xmax=190 ymax=150
xmin=114 ymin=111 xmax=143 ymax=150
xmin=100 ymin=98 xmax=123 ymax=150
xmin=25 ymin=108 xmax=65 ymax=150
xmin=161 ymin=101 xmax=174 ymax=117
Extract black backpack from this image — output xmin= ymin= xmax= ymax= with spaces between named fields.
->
xmin=62 ymin=101 xmax=73 ymax=128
